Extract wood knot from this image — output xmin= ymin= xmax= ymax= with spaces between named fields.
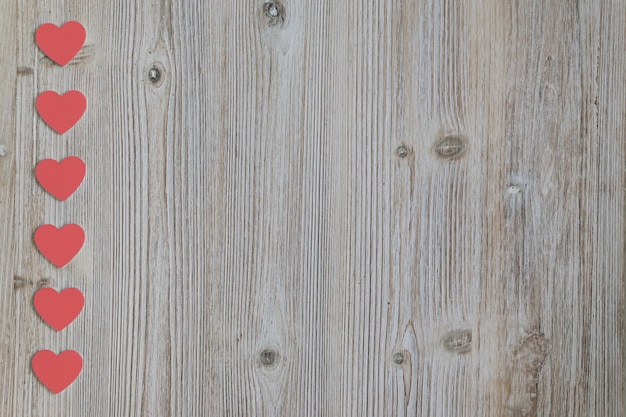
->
xmin=259 ymin=348 xmax=278 ymax=367
xmin=507 ymin=185 xmax=522 ymax=195
xmin=148 ymin=68 xmax=161 ymax=83
xmin=146 ymin=62 xmax=165 ymax=88
xmin=434 ymin=135 xmax=467 ymax=160
xmin=263 ymin=2 xmax=285 ymax=26
xmin=37 ymin=278 xmax=51 ymax=288
xmin=507 ymin=333 xmax=550 ymax=414
xmin=17 ymin=67 xmax=34 ymax=76
xmin=392 ymin=351 xmax=405 ymax=365
xmin=442 ymin=329 xmax=472 ymax=353
xmin=13 ymin=276 xmax=32 ymax=290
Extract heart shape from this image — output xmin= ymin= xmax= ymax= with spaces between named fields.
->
xmin=36 ymin=156 xmax=86 ymax=201
xmin=36 ymin=21 xmax=86 ymax=66
xmin=34 ymin=287 xmax=84 ymax=331
xmin=32 ymin=350 xmax=82 ymax=393
xmin=34 ymin=224 xmax=85 ymax=268
xmin=36 ymin=90 xmax=87 ymax=134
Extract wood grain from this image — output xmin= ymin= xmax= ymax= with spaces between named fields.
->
xmin=0 ymin=0 xmax=623 ymax=415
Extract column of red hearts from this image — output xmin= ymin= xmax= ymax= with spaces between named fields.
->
xmin=31 ymin=21 xmax=87 ymax=395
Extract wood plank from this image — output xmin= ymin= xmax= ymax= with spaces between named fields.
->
xmin=0 ymin=0 xmax=622 ymax=415
xmin=0 ymin=0 xmax=18 ymax=416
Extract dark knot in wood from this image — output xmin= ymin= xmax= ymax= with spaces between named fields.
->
xmin=260 ymin=349 xmax=277 ymax=366
xmin=13 ymin=276 xmax=31 ymax=290
xmin=148 ymin=67 xmax=161 ymax=83
xmin=263 ymin=2 xmax=285 ymax=26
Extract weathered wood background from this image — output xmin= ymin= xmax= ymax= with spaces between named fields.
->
xmin=0 ymin=0 xmax=623 ymax=415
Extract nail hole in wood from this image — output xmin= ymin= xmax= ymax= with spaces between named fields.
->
xmin=263 ymin=2 xmax=285 ymax=26
xmin=260 ymin=349 xmax=277 ymax=366
xmin=434 ymin=135 xmax=467 ymax=160
xmin=396 ymin=145 xmax=408 ymax=158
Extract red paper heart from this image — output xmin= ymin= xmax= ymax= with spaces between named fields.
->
xmin=36 ymin=91 xmax=87 ymax=134
xmin=36 ymin=157 xmax=86 ymax=201
xmin=36 ymin=21 xmax=86 ymax=66
xmin=32 ymin=350 xmax=82 ymax=393
xmin=34 ymin=224 xmax=85 ymax=268
xmin=34 ymin=287 xmax=84 ymax=331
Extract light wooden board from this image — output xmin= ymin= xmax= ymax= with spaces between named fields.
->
xmin=0 ymin=0 xmax=623 ymax=415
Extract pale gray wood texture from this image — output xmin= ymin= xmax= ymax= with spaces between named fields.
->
xmin=0 ymin=0 xmax=623 ymax=416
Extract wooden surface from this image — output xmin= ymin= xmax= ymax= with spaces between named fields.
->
xmin=0 ymin=0 xmax=623 ymax=415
